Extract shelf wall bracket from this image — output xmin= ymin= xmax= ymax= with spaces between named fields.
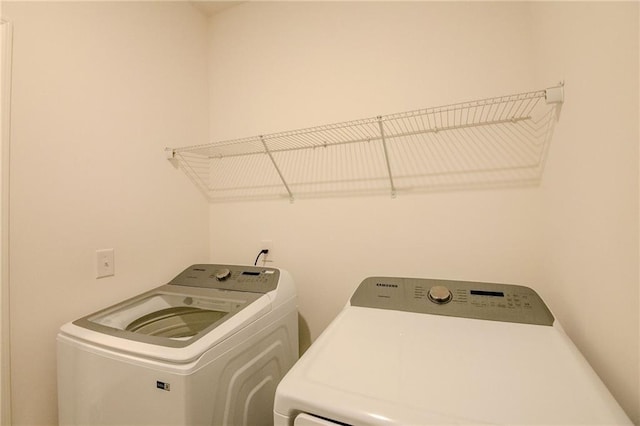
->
xmin=545 ymin=82 xmax=564 ymax=120
xmin=545 ymin=82 xmax=564 ymax=104
xmin=377 ymin=116 xmax=397 ymax=198
xmin=260 ymin=135 xmax=294 ymax=202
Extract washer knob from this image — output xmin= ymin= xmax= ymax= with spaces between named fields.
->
xmin=428 ymin=285 xmax=452 ymax=304
xmin=215 ymin=268 xmax=231 ymax=281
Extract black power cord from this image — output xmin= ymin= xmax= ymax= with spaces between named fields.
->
xmin=254 ymin=249 xmax=269 ymax=266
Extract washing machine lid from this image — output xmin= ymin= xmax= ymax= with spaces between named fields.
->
xmin=275 ymin=277 xmax=630 ymax=425
xmin=66 ymin=265 xmax=280 ymax=350
xmin=76 ymin=285 xmax=263 ymax=347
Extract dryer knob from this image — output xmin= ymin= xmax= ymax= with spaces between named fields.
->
xmin=215 ymin=268 xmax=231 ymax=281
xmin=428 ymin=285 xmax=452 ymax=304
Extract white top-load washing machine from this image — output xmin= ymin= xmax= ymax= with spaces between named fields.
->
xmin=58 ymin=264 xmax=298 ymax=426
xmin=274 ymin=276 xmax=631 ymax=425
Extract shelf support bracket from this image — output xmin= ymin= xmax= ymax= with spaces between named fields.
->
xmin=260 ymin=135 xmax=294 ymax=202
xmin=545 ymin=81 xmax=565 ymax=121
xmin=545 ymin=82 xmax=564 ymax=104
xmin=378 ymin=116 xmax=397 ymax=198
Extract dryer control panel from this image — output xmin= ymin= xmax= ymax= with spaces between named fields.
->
xmin=350 ymin=277 xmax=554 ymax=326
xmin=169 ymin=264 xmax=280 ymax=294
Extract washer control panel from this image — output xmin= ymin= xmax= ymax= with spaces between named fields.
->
xmin=168 ymin=264 xmax=280 ymax=294
xmin=350 ymin=277 xmax=554 ymax=326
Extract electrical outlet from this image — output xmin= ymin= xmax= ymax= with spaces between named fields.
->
xmin=260 ymin=240 xmax=273 ymax=263
xmin=96 ymin=248 xmax=115 ymax=278
xmin=261 ymin=240 xmax=273 ymax=252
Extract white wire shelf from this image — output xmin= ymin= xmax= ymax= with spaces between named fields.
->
xmin=168 ymin=84 xmax=564 ymax=202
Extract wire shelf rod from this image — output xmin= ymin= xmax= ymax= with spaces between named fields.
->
xmin=173 ymin=90 xmax=549 ymax=157
xmin=379 ymin=89 xmax=545 ymax=121
xmin=378 ymin=116 xmax=397 ymax=197
xmin=175 ymin=153 xmax=208 ymax=186
xmin=489 ymin=123 xmax=537 ymax=166
xmin=203 ymin=115 xmax=533 ymax=160
xmin=506 ymin=119 xmax=546 ymax=149
xmin=259 ymin=135 xmax=294 ymax=201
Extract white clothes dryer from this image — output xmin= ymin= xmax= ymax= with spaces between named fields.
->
xmin=58 ymin=264 xmax=298 ymax=426
xmin=274 ymin=276 xmax=630 ymax=425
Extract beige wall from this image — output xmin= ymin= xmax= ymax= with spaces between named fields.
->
xmin=207 ymin=1 xmax=639 ymax=423
xmin=4 ymin=2 xmax=210 ymax=424
xmin=0 ymin=13 xmax=11 ymax=426
xmin=530 ymin=2 xmax=639 ymax=421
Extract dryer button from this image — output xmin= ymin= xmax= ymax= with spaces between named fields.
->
xmin=428 ymin=286 xmax=452 ymax=304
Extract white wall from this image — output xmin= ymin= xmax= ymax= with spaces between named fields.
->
xmin=208 ymin=2 xmax=537 ymax=140
xmin=530 ymin=2 xmax=639 ymax=422
xmin=4 ymin=2 xmax=210 ymax=424
xmin=207 ymin=2 xmax=639 ymax=423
